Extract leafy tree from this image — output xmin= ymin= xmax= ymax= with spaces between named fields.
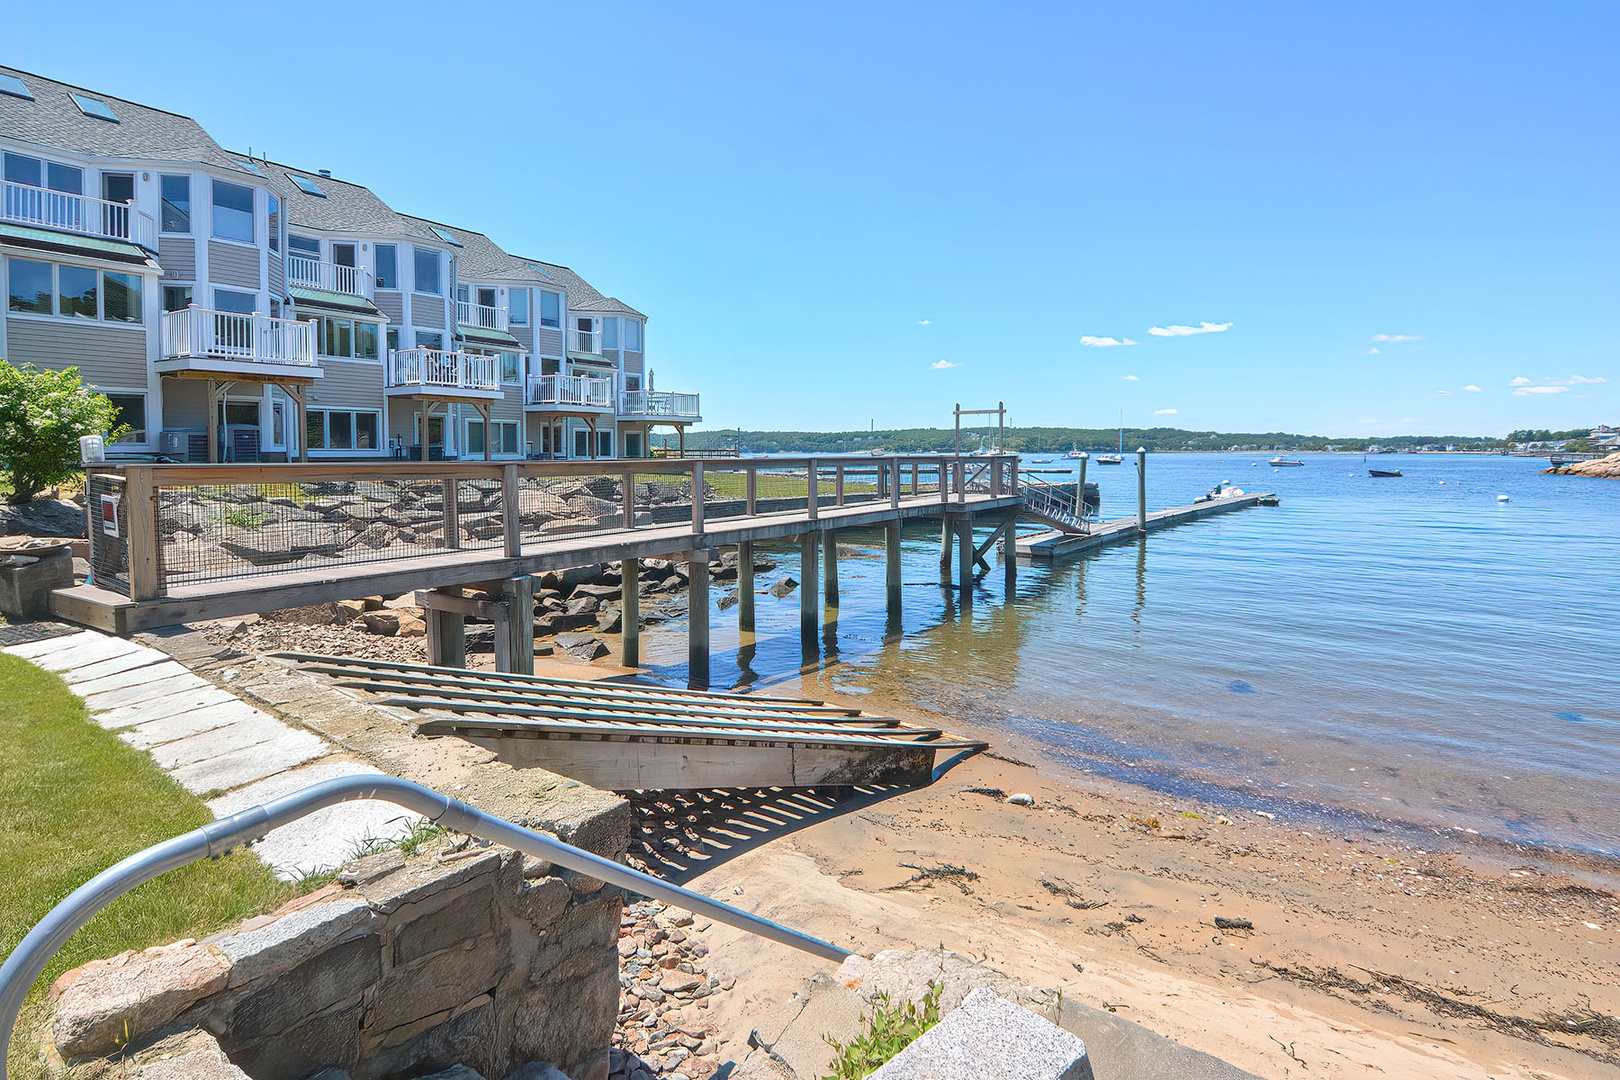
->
xmin=0 ymin=360 xmax=127 ymax=505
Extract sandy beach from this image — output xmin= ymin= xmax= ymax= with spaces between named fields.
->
xmin=631 ymin=687 xmax=1620 ymax=1080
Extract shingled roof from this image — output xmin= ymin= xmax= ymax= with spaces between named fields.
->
xmin=524 ymin=258 xmax=646 ymax=320
xmin=0 ymin=65 xmax=256 ymax=176
xmin=252 ymin=160 xmax=447 ymax=244
xmin=400 ymin=216 xmax=553 ymax=284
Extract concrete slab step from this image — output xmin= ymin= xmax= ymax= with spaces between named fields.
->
xmin=118 ymin=700 xmax=268 ymax=749
xmin=207 ymin=759 xmax=424 ymax=881
xmin=168 ymin=730 xmax=329 ymax=796
xmin=148 ymin=715 xmax=301 ymax=770
xmin=95 ymin=689 xmax=246 ymax=732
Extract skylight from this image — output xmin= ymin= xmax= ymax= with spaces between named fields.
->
xmin=292 ymin=174 xmax=325 ymax=197
xmin=430 ymin=226 xmax=462 ymax=247
xmin=0 ymin=74 xmax=33 ymax=101
xmin=69 ymin=93 xmax=118 ymax=122
xmin=236 ymin=159 xmax=264 ymax=176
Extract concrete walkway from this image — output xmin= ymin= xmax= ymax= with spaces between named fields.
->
xmin=2 ymin=629 xmax=420 ymax=880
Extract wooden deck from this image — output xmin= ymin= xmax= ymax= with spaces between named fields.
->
xmin=1016 ymin=492 xmax=1275 ymax=560
xmin=56 ymin=482 xmax=1021 ymax=634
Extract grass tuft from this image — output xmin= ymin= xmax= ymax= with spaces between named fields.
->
xmin=0 ymin=655 xmax=295 ymax=1075
xmin=821 ymin=982 xmax=943 ymax=1079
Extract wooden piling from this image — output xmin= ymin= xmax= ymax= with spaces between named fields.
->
xmin=884 ymin=520 xmax=902 ymax=628
xmin=688 ymin=552 xmax=710 ymax=688
xmin=800 ymin=531 xmax=819 ymax=647
xmin=620 ymin=557 xmax=640 ymax=668
xmin=956 ymin=516 xmax=974 ymax=600
xmin=501 ymin=575 xmax=534 ymax=674
xmin=424 ymin=588 xmax=466 ymax=668
xmin=737 ymin=541 xmax=756 ymax=636
xmin=1136 ymin=447 xmax=1148 ymax=533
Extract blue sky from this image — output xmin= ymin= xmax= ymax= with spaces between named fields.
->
xmin=9 ymin=2 xmax=1613 ymax=435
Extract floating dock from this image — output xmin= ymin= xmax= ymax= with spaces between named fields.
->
xmin=1016 ymin=492 xmax=1275 ymax=560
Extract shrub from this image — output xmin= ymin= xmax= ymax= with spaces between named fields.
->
xmin=0 ymin=360 xmax=127 ymax=505
xmin=822 ymin=982 xmax=943 ymax=1079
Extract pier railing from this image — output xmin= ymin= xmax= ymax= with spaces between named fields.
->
xmin=84 ymin=454 xmax=1020 ymax=600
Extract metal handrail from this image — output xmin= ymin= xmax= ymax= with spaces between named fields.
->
xmin=0 ymin=775 xmax=849 ymax=1067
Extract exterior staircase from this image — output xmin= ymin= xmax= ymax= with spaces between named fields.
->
xmin=1020 ymin=473 xmax=1092 ymax=535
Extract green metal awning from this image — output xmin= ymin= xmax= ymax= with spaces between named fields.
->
xmin=461 ymin=326 xmax=522 ymax=349
xmin=0 ymin=223 xmax=157 ymax=267
xmin=568 ymin=351 xmax=614 ymax=366
xmin=288 ymin=286 xmax=386 ymax=319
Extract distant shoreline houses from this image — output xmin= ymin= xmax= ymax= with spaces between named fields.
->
xmin=0 ymin=65 xmax=700 ymax=462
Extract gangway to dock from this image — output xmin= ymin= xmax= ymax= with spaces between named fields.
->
xmin=1017 ymin=491 xmax=1275 ymax=560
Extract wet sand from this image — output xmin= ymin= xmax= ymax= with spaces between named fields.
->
xmin=641 ymin=688 xmax=1620 ymax=1079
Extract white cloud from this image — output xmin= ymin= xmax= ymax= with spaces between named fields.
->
xmin=1080 ymin=336 xmax=1138 ymax=348
xmin=1153 ymin=408 xmax=1178 ymax=415
xmin=1121 ymin=374 xmax=1140 ymax=381
xmin=1371 ymin=334 xmax=1421 ymax=344
xmin=1366 ymin=347 xmax=1381 ymax=355
xmin=1514 ymin=385 xmax=1567 ymax=396
xmin=916 ymin=319 xmax=931 ymax=326
xmin=1509 ymin=376 xmax=1532 ymax=386
xmin=1148 ymin=321 xmax=1232 ymax=337
xmin=930 ymin=360 xmax=958 ymax=370
xmin=1463 ymin=385 xmax=1482 ymax=392
xmin=1435 ymin=390 xmax=1451 ymax=396
xmin=1568 ymin=375 xmax=1608 ymax=385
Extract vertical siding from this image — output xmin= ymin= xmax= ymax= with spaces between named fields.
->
xmin=5 ymin=319 xmax=147 ymax=386
xmin=411 ymin=293 xmax=446 ymax=328
xmin=307 ymin=359 xmax=386 ymax=412
xmin=535 ymin=327 xmax=564 ymax=355
xmin=157 ymin=237 xmax=196 ymax=281
xmin=267 ymin=252 xmax=284 ymax=297
xmin=376 ymin=290 xmax=404 ymax=324
xmin=207 ymin=241 xmax=262 ymax=289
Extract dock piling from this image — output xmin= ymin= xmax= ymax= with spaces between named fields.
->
xmin=687 ymin=551 xmax=710 ymax=688
xmin=800 ymin=532 xmax=819 ymax=650
xmin=956 ymin=516 xmax=974 ymax=601
xmin=737 ymin=541 xmax=755 ymax=637
xmin=884 ymin=520 xmax=902 ymax=631
xmin=500 ymin=575 xmax=534 ymax=675
xmin=823 ymin=528 xmax=839 ymax=640
xmin=1136 ymin=447 xmax=1148 ymax=533
xmin=620 ymin=557 xmax=640 ymax=668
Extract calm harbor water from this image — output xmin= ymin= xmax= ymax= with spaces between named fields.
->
xmin=637 ymin=453 xmax=1620 ymax=859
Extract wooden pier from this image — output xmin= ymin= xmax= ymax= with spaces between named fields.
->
xmin=1017 ymin=492 xmax=1274 ymax=560
xmin=54 ymin=455 xmax=1021 ymax=688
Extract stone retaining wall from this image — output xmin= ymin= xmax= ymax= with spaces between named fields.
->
xmin=51 ymin=836 xmax=621 ymax=1080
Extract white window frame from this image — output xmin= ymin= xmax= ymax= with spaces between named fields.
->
xmin=210 ymin=178 xmax=256 ymax=245
xmin=306 ymin=408 xmax=384 ymax=453
xmin=5 ymin=257 xmax=144 ymax=326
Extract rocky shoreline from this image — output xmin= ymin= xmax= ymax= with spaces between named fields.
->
xmin=190 ymin=549 xmax=784 ymax=668
xmin=1542 ymin=451 xmax=1620 ymax=478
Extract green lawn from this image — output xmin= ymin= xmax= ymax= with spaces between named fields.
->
xmin=0 ymin=654 xmax=294 ymax=1074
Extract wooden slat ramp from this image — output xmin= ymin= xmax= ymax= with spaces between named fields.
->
xmin=270 ymin=652 xmax=987 ymax=791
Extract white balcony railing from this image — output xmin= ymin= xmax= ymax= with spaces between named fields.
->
xmin=620 ymin=390 xmax=701 ymax=418
xmin=526 ymin=374 xmax=615 ymax=409
xmin=286 ymin=254 xmax=373 ymax=298
xmin=161 ymin=306 xmax=317 ymax=366
xmin=457 ymin=300 xmax=508 ymax=332
xmin=388 ymin=348 xmax=499 ymax=392
xmin=1 ymin=180 xmax=157 ymax=251
xmin=569 ymin=327 xmax=600 ymax=354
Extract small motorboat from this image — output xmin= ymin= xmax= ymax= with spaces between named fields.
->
xmin=1496 ymin=494 xmax=1511 ymax=502
xmin=1060 ymin=445 xmax=1087 ymax=460
xmin=1031 ymin=457 xmax=1054 ymax=463
xmin=1269 ymin=457 xmax=1306 ymax=467
xmin=1095 ymin=454 xmax=1123 ymax=465
xmin=1368 ymin=468 xmax=1402 ymax=478
xmin=1195 ymin=481 xmax=1246 ymax=503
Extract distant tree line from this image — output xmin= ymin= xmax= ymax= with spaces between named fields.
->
xmin=669 ymin=426 xmax=1517 ymax=454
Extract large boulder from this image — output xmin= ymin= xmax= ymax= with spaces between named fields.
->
xmin=50 ymin=940 xmax=231 ymax=1059
xmin=0 ymin=497 xmax=86 ymax=538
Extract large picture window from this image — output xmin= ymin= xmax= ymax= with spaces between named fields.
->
xmin=509 ymin=288 xmax=529 ymax=325
xmin=6 ymin=257 xmax=143 ymax=323
xmin=625 ymin=320 xmax=642 ymax=351
xmin=603 ymin=317 xmax=619 ymax=351
xmin=211 ymin=179 xmax=254 ymax=243
xmin=305 ymin=409 xmax=381 ymax=451
xmin=412 ymin=246 xmax=441 ymax=294
xmin=106 ymin=393 xmax=147 ymax=443
xmin=539 ymin=290 xmax=560 ymax=328
xmin=466 ymin=419 xmax=520 ymax=456
xmin=315 ymin=316 xmax=381 ymax=360
xmin=160 ymin=175 xmax=191 ymax=233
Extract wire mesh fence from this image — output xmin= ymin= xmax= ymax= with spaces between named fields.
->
xmin=85 ymin=471 xmax=129 ymax=594
xmin=154 ymin=476 xmax=505 ymax=586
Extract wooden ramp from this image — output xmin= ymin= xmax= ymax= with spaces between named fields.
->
xmin=1017 ymin=492 xmax=1275 ymax=560
xmin=271 ymin=652 xmax=987 ymax=792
